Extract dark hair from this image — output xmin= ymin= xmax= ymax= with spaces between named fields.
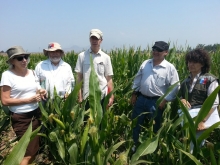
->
xmin=185 ymin=48 xmax=211 ymax=73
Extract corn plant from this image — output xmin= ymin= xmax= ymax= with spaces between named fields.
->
xmin=36 ymin=55 xmax=128 ymax=165
xmin=1 ymin=46 xmax=220 ymax=164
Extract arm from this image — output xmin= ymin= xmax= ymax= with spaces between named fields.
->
xmin=106 ymin=75 xmax=114 ymax=106
xmin=77 ymin=72 xmax=83 ymax=103
xmin=164 ymin=67 xmax=180 ymax=102
xmin=130 ymin=63 xmax=144 ymax=105
xmin=198 ymin=80 xmax=219 ymax=130
xmin=161 ymin=66 xmax=180 ymax=109
xmin=1 ymin=85 xmax=41 ymax=106
xmin=66 ymin=66 xmax=75 ymax=95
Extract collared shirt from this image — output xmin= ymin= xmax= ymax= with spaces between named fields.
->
xmin=35 ymin=59 xmax=75 ymax=98
xmin=189 ymin=73 xmax=219 ymax=108
xmin=132 ymin=59 xmax=180 ymax=101
xmin=75 ymin=48 xmax=113 ymax=99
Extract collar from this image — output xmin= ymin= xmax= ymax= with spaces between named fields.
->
xmin=189 ymin=72 xmax=201 ymax=79
xmin=43 ymin=59 xmax=64 ymax=65
xmin=89 ymin=48 xmax=102 ymax=55
xmin=150 ymin=59 xmax=166 ymax=68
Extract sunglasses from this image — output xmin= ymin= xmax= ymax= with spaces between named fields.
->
xmin=13 ymin=55 xmax=30 ymax=61
xmin=153 ymin=48 xmax=163 ymax=52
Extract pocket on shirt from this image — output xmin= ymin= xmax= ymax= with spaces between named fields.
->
xmin=156 ymin=76 xmax=166 ymax=87
xmin=97 ymin=63 xmax=104 ymax=75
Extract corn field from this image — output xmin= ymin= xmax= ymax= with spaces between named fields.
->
xmin=1 ymin=46 xmax=220 ymax=165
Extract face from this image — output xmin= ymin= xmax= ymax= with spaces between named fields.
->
xmin=90 ymin=36 xmax=102 ymax=50
xmin=187 ymin=61 xmax=203 ymax=74
xmin=48 ymin=50 xmax=62 ymax=64
xmin=152 ymin=47 xmax=168 ymax=63
xmin=11 ymin=54 xmax=30 ymax=69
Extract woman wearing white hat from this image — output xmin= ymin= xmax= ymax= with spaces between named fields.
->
xmin=0 ymin=46 xmax=47 ymax=165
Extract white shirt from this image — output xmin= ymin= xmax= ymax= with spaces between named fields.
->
xmin=75 ymin=48 xmax=113 ymax=99
xmin=0 ymin=70 xmax=40 ymax=113
xmin=132 ymin=59 xmax=180 ymax=101
xmin=35 ymin=59 xmax=75 ymax=98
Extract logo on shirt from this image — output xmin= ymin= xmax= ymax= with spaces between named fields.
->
xmin=200 ymin=78 xmax=208 ymax=84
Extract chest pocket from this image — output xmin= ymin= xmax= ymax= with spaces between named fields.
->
xmin=194 ymin=83 xmax=207 ymax=92
xmin=156 ymin=76 xmax=166 ymax=87
xmin=97 ymin=62 xmax=105 ymax=75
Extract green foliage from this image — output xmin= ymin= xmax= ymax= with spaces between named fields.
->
xmin=3 ymin=123 xmax=41 ymax=165
xmin=1 ymin=46 xmax=220 ymax=164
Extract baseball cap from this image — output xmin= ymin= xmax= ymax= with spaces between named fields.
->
xmin=152 ymin=41 xmax=169 ymax=51
xmin=89 ymin=29 xmax=103 ymax=39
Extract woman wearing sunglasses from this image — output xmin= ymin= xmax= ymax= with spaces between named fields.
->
xmin=0 ymin=46 xmax=46 ymax=165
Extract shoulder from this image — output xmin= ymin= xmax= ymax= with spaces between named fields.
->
xmin=181 ymin=77 xmax=190 ymax=85
xmin=141 ymin=59 xmax=151 ymax=67
xmin=163 ymin=60 xmax=177 ymax=70
xmin=203 ymin=73 xmax=218 ymax=79
xmin=61 ymin=60 xmax=72 ymax=68
xmin=201 ymin=73 xmax=218 ymax=83
xmin=2 ymin=70 xmax=11 ymax=77
xmin=99 ymin=50 xmax=108 ymax=56
xmin=1 ymin=70 xmax=15 ymax=83
xmin=78 ymin=49 xmax=89 ymax=57
xmin=36 ymin=59 xmax=49 ymax=66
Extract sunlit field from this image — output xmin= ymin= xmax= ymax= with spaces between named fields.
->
xmin=1 ymin=46 xmax=220 ymax=165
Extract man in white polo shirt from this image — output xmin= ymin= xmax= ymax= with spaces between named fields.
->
xmin=75 ymin=29 xmax=114 ymax=108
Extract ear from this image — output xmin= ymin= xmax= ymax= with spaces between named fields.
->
xmin=164 ymin=50 xmax=168 ymax=55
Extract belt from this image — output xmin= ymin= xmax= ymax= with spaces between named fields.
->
xmin=140 ymin=93 xmax=160 ymax=100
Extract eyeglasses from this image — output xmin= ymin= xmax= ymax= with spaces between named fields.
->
xmin=13 ymin=55 xmax=30 ymax=61
xmin=153 ymin=48 xmax=163 ymax=52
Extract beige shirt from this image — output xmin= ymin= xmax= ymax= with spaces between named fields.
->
xmin=75 ymin=48 xmax=113 ymax=99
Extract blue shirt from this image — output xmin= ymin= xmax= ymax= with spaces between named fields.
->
xmin=132 ymin=59 xmax=180 ymax=101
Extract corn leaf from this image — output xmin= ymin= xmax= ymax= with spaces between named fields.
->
xmin=131 ymin=135 xmax=159 ymax=163
xmin=89 ymin=55 xmax=103 ymax=126
xmin=3 ymin=122 xmax=32 ymax=165
xmin=68 ymin=143 xmax=78 ymax=165
xmin=104 ymin=141 xmax=125 ymax=164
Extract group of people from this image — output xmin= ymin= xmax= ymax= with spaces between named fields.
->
xmin=0 ymin=28 xmax=219 ymax=164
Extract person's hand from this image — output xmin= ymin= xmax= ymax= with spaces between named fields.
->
xmin=107 ymin=97 xmax=114 ymax=107
xmin=158 ymin=99 xmax=167 ymax=110
xmin=78 ymin=96 xmax=83 ymax=103
xmin=130 ymin=94 xmax=137 ymax=106
xmin=39 ymin=89 xmax=47 ymax=100
xmin=181 ymin=99 xmax=191 ymax=109
xmin=30 ymin=94 xmax=42 ymax=103
xmin=197 ymin=121 xmax=205 ymax=130
xmin=65 ymin=93 xmax=69 ymax=98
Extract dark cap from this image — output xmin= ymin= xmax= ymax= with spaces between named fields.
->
xmin=152 ymin=41 xmax=169 ymax=51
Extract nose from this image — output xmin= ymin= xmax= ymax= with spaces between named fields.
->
xmin=188 ymin=61 xmax=194 ymax=67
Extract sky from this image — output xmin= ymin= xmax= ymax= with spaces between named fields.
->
xmin=1 ymin=0 xmax=220 ymax=53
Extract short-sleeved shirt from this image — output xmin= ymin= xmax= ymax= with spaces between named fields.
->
xmin=35 ymin=59 xmax=75 ymax=98
xmin=75 ymin=48 xmax=113 ymax=99
xmin=132 ymin=59 xmax=179 ymax=101
xmin=0 ymin=70 xmax=40 ymax=113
